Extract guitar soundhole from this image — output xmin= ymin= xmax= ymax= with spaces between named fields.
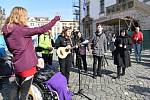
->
xmin=65 ymin=49 xmax=69 ymax=52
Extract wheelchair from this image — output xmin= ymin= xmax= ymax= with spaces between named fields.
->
xmin=28 ymin=68 xmax=59 ymax=100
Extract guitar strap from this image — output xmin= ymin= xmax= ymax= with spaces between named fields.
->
xmin=68 ymin=37 xmax=73 ymax=47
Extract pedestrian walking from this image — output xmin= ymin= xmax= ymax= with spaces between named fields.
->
xmin=132 ymin=26 xmax=143 ymax=62
xmin=113 ymin=29 xmax=132 ymax=79
xmin=2 ymin=6 xmax=60 ymax=100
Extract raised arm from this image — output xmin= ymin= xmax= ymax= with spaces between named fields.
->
xmin=23 ymin=16 xmax=60 ymax=37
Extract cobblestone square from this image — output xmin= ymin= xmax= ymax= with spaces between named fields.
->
xmin=0 ymin=50 xmax=150 ymax=100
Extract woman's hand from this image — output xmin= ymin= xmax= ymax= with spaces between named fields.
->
xmin=124 ymin=45 xmax=127 ymax=48
xmin=119 ymin=44 xmax=123 ymax=47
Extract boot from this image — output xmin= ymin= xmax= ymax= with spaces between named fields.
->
xmin=112 ymin=66 xmax=121 ymax=79
xmin=117 ymin=66 xmax=121 ymax=79
xmin=121 ymin=67 xmax=126 ymax=76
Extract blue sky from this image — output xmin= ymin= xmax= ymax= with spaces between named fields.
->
xmin=0 ymin=0 xmax=73 ymax=20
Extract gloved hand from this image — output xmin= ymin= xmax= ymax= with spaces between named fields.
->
xmin=104 ymin=53 xmax=107 ymax=55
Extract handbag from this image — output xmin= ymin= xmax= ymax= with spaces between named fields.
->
xmin=35 ymin=47 xmax=43 ymax=52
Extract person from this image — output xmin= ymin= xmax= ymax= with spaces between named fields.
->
xmin=114 ymin=29 xmax=132 ymax=79
xmin=2 ymin=6 xmax=60 ymax=100
xmin=0 ymin=32 xmax=7 ymax=57
xmin=71 ymin=27 xmax=79 ymax=67
xmin=132 ymin=26 xmax=143 ymax=62
xmin=110 ymin=33 xmax=116 ymax=58
xmin=91 ymin=24 xmax=107 ymax=79
xmin=76 ymin=31 xmax=88 ymax=72
xmin=55 ymin=27 xmax=73 ymax=84
xmin=39 ymin=30 xmax=54 ymax=66
xmin=45 ymin=72 xmax=73 ymax=100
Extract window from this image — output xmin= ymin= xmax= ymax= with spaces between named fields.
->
xmin=118 ymin=0 xmax=125 ymax=3
xmin=86 ymin=5 xmax=90 ymax=16
xmin=128 ymin=1 xmax=134 ymax=8
xmin=69 ymin=23 xmax=72 ymax=26
xmin=100 ymin=0 xmax=104 ymax=14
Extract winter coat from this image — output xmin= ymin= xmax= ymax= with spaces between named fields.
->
xmin=2 ymin=16 xmax=59 ymax=72
xmin=45 ymin=72 xmax=73 ymax=100
xmin=114 ymin=36 xmax=132 ymax=67
xmin=110 ymin=37 xmax=116 ymax=51
xmin=55 ymin=35 xmax=71 ymax=49
xmin=92 ymin=32 xmax=107 ymax=56
xmin=75 ymin=37 xmax=87 ymax=55
xmin=132 ymin=31 xmax=143 ymax=44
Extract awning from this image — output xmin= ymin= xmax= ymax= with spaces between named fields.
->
xmin=99 ymin=17 xmax=132 ymax=26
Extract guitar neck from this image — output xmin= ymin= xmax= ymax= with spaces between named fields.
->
xmin=67 ymin=39 xmax=89 ymax=50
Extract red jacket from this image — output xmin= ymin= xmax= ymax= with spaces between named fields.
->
xmin=132 ymin=31 xmax=143 ymax=44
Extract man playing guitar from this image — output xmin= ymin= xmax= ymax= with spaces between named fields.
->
xmin=55 ymin=27 xmax=73 ymax=84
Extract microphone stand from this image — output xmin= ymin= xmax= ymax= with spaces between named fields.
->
xmin=75 ymin=54 xmax=92 ymax=100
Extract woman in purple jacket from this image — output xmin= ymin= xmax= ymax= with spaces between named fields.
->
xmin=2 ymin=6 xmax=60 ymax=100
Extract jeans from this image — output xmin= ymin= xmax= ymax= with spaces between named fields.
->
xmin=93 ymin=55 xmax=103 ymax=76
xmin=9 ymin=75 xmax=33 ymax=100
xmin=133 ymin=43 xmax=142 ymax=62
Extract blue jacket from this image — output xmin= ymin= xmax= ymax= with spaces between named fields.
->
xmin=0 ymin=34 xmax=7 ymax=57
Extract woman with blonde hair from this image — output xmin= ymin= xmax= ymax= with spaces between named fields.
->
xmin=2 ymin=6 xmax=60 ymax=100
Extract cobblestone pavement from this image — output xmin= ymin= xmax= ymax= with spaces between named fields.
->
xmin=0 ymin=50 xmax=150 ymax=100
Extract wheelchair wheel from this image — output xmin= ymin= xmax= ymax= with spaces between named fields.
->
xmin=28 ymin=83 xmax=43 ymax=100
xmin=28 ymin=82 xmax=59 ymax=100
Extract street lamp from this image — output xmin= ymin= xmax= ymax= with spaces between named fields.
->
xmin=73 ymin=0 xmax=80 ymax=30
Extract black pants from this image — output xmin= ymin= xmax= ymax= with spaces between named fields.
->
xmin=9 ymin=75 xmax=33 ymax=100
xmin=93 ymin=55 xmax=103 ymax=76
xmin=117 ymin=66 xmax=126 ymax=77
xmin=42 ymin=53 xmax=53 ymax=66
xmin=76 ymin=54 xmax=87 ymax=71
xmin=58 ymin=54 xmax=72 ymax=84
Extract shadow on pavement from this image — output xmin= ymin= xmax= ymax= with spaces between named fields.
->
xmin=136 ymin=76 xmax=150 ymax=80
xmin=101 ymin=69 xmax=116 ymax=78
xmin=128 ymin=85 xmax=150 ymax=97
xmin=70 ymin=67 xmax=93 ymax=78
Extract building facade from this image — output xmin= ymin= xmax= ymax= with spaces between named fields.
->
xmin=27 ymin=17 xmax=79 ymax=39
xmin=80 ymin=0 xmax=150 ymax=49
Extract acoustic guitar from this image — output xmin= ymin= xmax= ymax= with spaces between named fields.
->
xmin=57 ymin=40 xmax=89 ymax=59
